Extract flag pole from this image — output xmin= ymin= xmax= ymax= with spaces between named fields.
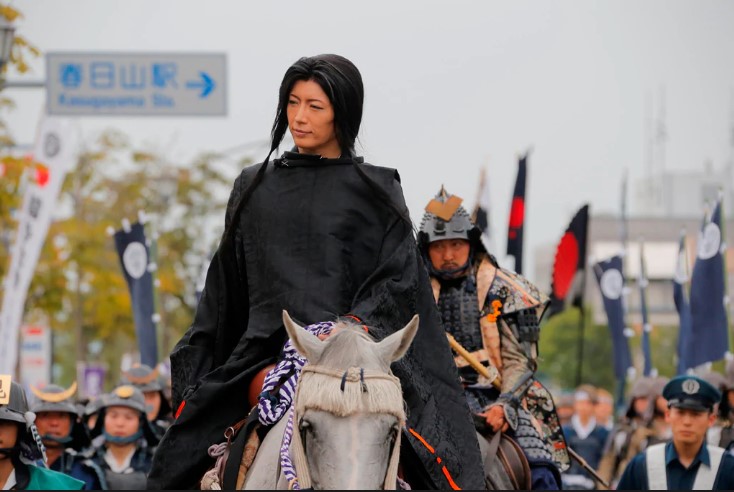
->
xmin=720 ymin=189 xmax=732 ymax=356
xmin=575 ymin=303 xmax=585 ymax=387
xmin=617 ymin=170 xmax=629 ymax=412
xmin=575 ymin=209 xmax=590 ymax=388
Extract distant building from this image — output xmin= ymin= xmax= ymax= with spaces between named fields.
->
xmin=535 ymin=164 xmax=734 ymax=328
xmin=635 ymin=162 xmax=734 ymax=218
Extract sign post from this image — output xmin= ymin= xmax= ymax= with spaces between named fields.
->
xmin=46 ymin=52 xmax=227 ymax=116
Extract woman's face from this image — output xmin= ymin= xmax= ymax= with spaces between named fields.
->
xmin=104 ymin=406 xmax=140 ymax=442
xmin=287 ymin=79 xmax=340 ymax=158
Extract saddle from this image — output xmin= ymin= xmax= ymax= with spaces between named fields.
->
xmin=475 ymin=415 xmax=531 ymax=490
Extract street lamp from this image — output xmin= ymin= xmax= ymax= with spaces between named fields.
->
xmin=0 ymin=18 xmax=16 ymax=76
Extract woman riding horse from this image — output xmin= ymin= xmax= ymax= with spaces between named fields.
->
xmin=147 ymin=54 xmax=485 ymax=490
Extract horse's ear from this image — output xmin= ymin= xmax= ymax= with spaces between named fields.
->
xmin=376 ymin=315 xmax=419 ymax=363
xmin=283 ymin=310 xmax=323 ymax=361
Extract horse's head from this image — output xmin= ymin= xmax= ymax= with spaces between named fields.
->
xmin=283 ymin=310 xmax=419 ymax=490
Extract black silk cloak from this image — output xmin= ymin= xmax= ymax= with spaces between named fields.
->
xmin=147 ymin=152 xmax=485 ymax=490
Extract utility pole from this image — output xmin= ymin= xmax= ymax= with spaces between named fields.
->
xmin=656 ymin=86 xmax=669 ymax=213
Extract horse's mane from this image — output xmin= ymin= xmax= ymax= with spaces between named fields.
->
xmin=294 ymin=321 xmax=406 ymax=421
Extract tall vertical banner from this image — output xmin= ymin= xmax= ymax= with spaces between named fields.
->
xmin=506 ymin=154 xmax=527 ymax=274
xmin=638 ymin=241 xmax=654 ymax=376
xmin=547 ymin=204 xmax=590 ymax=318
xmin=593 ymin=255 xmax=633 ymax=380
xmin=472 ymin=167 xmax=492 ymax=253
xmin=674 ymin=232 xmax=693 ymax=374
xmin=0 ymin=118 xmax=75 ymax=375
xmin=689 ymin=197 xmax=728 ymax=367
xmin=113 ymin=222 xmax=159 ymax=367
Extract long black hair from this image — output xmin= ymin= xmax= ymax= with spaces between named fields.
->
xmin=222 ymin=54 xmax=412 ymax=249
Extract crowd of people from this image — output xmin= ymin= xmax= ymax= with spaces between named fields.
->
xmin=3 ymin=52 xmax=734 ymax=490
xmin=0 ymin=364 xmax=171 ymax=490
xmin=554 ymin=367 xmax=734 ymax=490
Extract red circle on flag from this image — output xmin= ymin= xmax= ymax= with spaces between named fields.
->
xmin=509 ymin=197 xmax=525 ymax=228
xmin=552 ymin=232 xmax=579 ymax=298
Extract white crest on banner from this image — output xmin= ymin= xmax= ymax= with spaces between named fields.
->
xmin=0 ymin=117 xmax=76 ymax=376
xmin=600 ymin=268 xmax=624 ymax=300
xmin=123 ymin=242 xmax=148 ymax=279
xmin=697 ymin=223 xmax=721 ymax=260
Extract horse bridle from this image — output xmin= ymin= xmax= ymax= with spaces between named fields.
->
xmin=288 ymin=365 xmax=405 ymax=490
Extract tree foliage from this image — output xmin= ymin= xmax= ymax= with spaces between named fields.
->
xmin=538 ymin=305 xmax=684 ymax=397
xmin=5 ymin=128 xmax=248 ymax=388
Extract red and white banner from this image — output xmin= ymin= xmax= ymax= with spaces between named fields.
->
xmin=0 ymin=118 xmax=76 ymax=375
xmin=20 ymin=325 xmax=52 ymax=388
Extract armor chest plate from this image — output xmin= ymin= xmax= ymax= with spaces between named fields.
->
xmin=438 ymin=277 xmax=484 ymax=353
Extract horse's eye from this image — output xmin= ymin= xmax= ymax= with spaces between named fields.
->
xmin=387 ymin=423 xmax=400 ymax=443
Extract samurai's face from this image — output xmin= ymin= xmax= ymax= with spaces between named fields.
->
xmin=104 ymin=406 xmax=140 ymax=442
xmin=428 ymin=239 xmax=470 ymax=277
xmin=0 ymin=420 xmax=18 ymax=459
xmin=35 ymin=411 xmax=73 ymax=445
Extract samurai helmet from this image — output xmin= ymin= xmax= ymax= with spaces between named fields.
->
xmin=418 ymin=186 xmax=475 ymax=245
xmin=29 ymin=382 xmax=90 ymax=451
xmin=29 ymin=382 xmax=79 ymax=415
xmin=0 ymin=376 xmax=46 ymax=462
xmin=120 ymin=364 xmax=163 ymax=393
xmin=90 ymin=385 xmax=159 ymax=447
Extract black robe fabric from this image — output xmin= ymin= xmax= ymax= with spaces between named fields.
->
xmin=147 ymin=152 xmax=485 ymax=490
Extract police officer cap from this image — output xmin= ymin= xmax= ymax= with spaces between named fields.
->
xmin=663 ymin=375 xmax=721 ymax=412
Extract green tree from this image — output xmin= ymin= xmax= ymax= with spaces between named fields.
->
xmin=20 ymin=129 xmax=248 ymax=388
xmin=0 ymin=2 xmax=41 ymax=277
xmin=538 ymin=306 xmax=617 ymax=393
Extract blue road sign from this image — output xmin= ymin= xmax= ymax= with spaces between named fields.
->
xmin=46 ymin=52 xmax=227 ymax=116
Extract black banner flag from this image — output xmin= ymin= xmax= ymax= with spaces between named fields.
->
xmin=113 ymin=221 xmax=158 ymax=367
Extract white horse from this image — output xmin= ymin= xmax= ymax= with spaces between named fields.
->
xmin=242 ymin=311 xmax=417 ymax=490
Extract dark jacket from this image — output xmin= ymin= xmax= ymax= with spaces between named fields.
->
xmin=147 ymin=152 xmax=485 ymax=490
xmin=49 ymin=450 xmax=105 ymax=490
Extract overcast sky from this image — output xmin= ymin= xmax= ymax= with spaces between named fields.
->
xmin=7 ymin=0 xmax=734 ymax=281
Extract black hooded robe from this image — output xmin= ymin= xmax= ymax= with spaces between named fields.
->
xmin=147 ymin=152 xmax=485 ymax=490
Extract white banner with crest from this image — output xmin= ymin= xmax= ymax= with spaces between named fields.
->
xmin=0 ymin=117 xmax=75 ymax=375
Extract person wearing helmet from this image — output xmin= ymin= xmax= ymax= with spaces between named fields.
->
xmin=417 ymin=187 xmax=566 ymax=490
xmin=0 ymin=376 xmax=84 ymax=490
xmin=82 ymin=396 xmax=103 ymax=436
xmin=120 ymin=364 xmax=172 ymax=440
xmin=29 ymin=382 xmax=105 ymax=489
xmin=598 ymin=376 xmax=655 ymax=487
xmin=88 ymin=385 xmax=159 ymax=489
xmin=624 ymin=376 xmax=673 ymax=460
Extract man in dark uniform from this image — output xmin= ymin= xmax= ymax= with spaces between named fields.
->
xmin=617 ymin=375 xmax=734 ymax=490
xmin=120 ymin=364 xmax=172 ymax=441
xmin=0 ymin=376 xmax=84 ymax=490
xmin=30 ymin=382 xmax=105 ymax=489
xmin=417 ymin=187 xmax=567 ymax=489
xmin=88 ymin=385 xmax=159 ymax=489
xmin=561 ymin=385 xmax=609 ymax=489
